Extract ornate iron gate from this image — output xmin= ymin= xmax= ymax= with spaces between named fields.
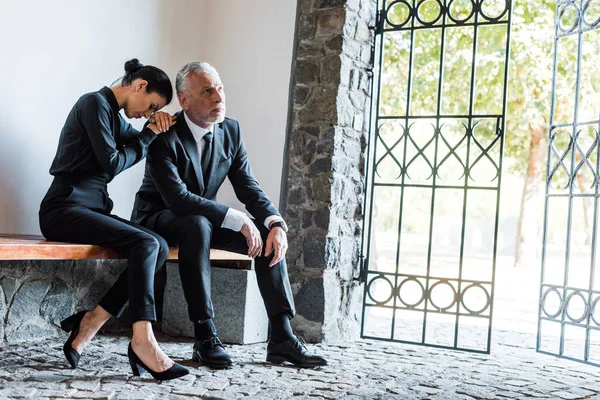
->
xmin=538 ymin=0 xmax=600 ymax=366
xmin=360 ymin=0 xmax=513 ymax=353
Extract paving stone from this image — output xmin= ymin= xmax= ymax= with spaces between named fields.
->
xmin=0 ymin=387 xmax=37 ymax=398
xmin=171 ymin=386 xmax=209 ymax=396
xmin=69 ymin=378 xmax=101 ymax=391
xmin=411 ymin=385 xmax=442 ymax=395
xmin=0 ymin=331 xmax=599 ymax=399
xmin=70 ymin=392 xmax=116 ymax=400
xmin=194 ymin=377 xmax=230 ymax=391
xmin=112 ymin=388 xmax=156 ymax=399
xmin=551 ymin=389 xmax=598 ymax=399
xmin=198 ymin=392 xmax=238 ymax=400
xmin=34 ymin=389 xmax=78 ymax=398
xmin=503 ymin=379 xmax=535 ymax=387
xmin=22 ymin=381 xmax=68 ymax=390
xmin=456 ymin=384 xmax=499 ymax=399
xmin=582 ymin=384 xmax=600 ymax=393
xmin=26 ymin=370 xmax=70 ymax=383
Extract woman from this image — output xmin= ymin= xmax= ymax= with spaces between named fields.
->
xmin=39 ymin=59 xmax=188 ymax=381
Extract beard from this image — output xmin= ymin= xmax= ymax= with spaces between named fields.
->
xmin=188 ymin=106 xmax=226 ymax=126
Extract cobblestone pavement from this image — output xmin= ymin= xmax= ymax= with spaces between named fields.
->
xmin=1 ymin=330 xmax=600 ymax=400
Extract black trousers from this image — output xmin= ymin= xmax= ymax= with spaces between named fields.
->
xmin=39 ymin=205 xmax=169 ymax=323
xmin=145 ymin=210 xmax=295 ymax=322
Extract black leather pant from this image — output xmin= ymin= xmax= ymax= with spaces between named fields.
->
xmin=145 ymin=210 xmax=295 ymax=322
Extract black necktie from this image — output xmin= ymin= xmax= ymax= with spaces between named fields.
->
xmin=201 ymin=132 xmax=213 ymax=178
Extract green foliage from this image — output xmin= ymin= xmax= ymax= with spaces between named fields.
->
xmin=379 ymin=0 xmax=562 ymax=175
xmin=372 ymin=1 xmax=600 ymax=237
xmin=506 ymin=0 xmax=556 ymax=174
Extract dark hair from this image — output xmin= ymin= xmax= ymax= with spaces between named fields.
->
xmin=122 ymin=58 xmax=173 ymax=104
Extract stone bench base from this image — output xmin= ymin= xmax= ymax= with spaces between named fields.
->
xmin=0 ymin=259 xmax=128 ymax=344
xmin=0 ymin=259 xmax=266 ymax=345
xmin=0 ymin=235 xmax=257 ymax=345
xmin=162 ymin=262 xmax=268 ymax=344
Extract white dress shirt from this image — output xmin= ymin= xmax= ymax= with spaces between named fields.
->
xmin=183 ymin=112 xmax=283 ymax=232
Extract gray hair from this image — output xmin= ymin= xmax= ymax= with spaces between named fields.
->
xmin=175 ymin=62 xmax=220 ymax=95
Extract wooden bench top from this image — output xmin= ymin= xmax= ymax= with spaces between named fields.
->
xmin=0 ymin=234 xmax=252 ymax=269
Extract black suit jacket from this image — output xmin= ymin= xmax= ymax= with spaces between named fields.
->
xmin=131 ymin=112 xmax=280 ymax=227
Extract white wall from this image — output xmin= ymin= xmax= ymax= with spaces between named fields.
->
xmin=0 ymin=0 xmax=296 ymax=235
xmin=201 ymin=0 xmax=297 ymax=214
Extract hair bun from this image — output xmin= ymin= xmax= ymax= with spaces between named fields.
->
xmin=124 ymin=58 xmax=143 ymax=74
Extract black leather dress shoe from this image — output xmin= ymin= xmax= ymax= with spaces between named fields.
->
xmin=266 ymin=336 xmax=327 ymax=368
xmin=192 ymin=335 xmax=233 ymax=369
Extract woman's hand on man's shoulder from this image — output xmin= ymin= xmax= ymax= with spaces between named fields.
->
xmin=148 ymin=112 xmax=177 ymax=134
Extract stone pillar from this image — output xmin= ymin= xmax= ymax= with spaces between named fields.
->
xmin=281 ymin=0 xmax=376 ymax=342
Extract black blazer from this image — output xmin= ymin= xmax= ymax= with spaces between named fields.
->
xmin=131 ymin=112 xmax=280 ymax=227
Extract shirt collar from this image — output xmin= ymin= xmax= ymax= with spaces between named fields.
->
xmin=183 ymin=112 xmax=212 ymax=143
xmin=99 ymin=86 xmax=120 ymax=116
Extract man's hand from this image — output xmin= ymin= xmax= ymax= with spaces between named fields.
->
xmin=148 ymin=112 xmax=176 ymax=134
xmin=240 ymin=216 xmax=263 ymax=258
xmin=264 ymin=227 xmax=288 ymax=267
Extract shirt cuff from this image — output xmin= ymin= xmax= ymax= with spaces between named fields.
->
xmin=221 ymin=208 xmax=246 ymax=232
xmin=264 ymin=215 xmax=284 ymax=230
xmin=138 ymin=128 xmax=157 ymax=146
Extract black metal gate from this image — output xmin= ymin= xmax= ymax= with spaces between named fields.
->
xmin=360 ymin=0 xmax=512 ymax=353
xmin=538 ymin=0 xmax=600 ymax=366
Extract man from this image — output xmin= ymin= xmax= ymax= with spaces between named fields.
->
xmin=131 ymin=62 xmax=327 ymax=369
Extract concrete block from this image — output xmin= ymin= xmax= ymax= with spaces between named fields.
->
xmin=162 ymin=262 xmax=268 ymax=344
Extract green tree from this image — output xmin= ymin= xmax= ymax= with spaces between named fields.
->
xmin=507 ymin=0 xmax=555 ymax=267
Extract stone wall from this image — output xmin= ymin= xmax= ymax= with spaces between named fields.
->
xmin=282 ymin=0 xmax=376 ymax=342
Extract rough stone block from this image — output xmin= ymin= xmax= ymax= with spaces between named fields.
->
xmin=295 ymin=59 xmax=320 ymax=85
xmin=295 ymin=276 xmax=325 ymax=323
xmin=0 ymin=285 xmax=4 ymax=344
xmin=2 ymin=277 xmax=17 ymax=305
xmin=7 ymin=280 xmax=50 ymax=327
xmin=325 ymin=35 xmax=343 ymax=53
xmin=40 ymin=280 xmax=76 ymax=326
xmin=5 ymin=317 xmax=56 ymax=343
xmin=162 ymin=262 xmax=268 ymax=344
xmin=294 ymin=86 xmax=312 ymax=106
xmin=318 ymin=10 xmax=346 ymax=37
xmin=321 ymin=55 xmax=342 ymax=85
xmin=315 ymin=0 xmax=346 ymax=9
xmin=303 ymin=234 xmax=327 ymax=269
xmin=298 ymin=15 xmax=317 ymax=41
xmin=298 ymin=86 xmax=339 ymax=124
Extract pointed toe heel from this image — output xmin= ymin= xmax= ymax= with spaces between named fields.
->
xmin=63 ymin=342 xmax=81 ymax=369
xmin=60 ymin=310 xmax=89 ymax=369
xmin=127 ymin=342 xmax=189 ymax=381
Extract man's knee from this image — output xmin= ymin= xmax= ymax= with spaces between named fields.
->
xmin=178 ymin=215 xmax=213 ymax=242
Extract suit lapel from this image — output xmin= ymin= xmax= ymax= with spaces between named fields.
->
xmin=205 ymin=122 xmax=223 ymax=190
xmin=176 ymin=113 xmax=204 ymax=193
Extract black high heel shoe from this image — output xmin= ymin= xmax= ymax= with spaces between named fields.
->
xmin=127 ymin=342 xmax=189 ymax=381
xmin=60 ymin=310 xmax=89 ymax=369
